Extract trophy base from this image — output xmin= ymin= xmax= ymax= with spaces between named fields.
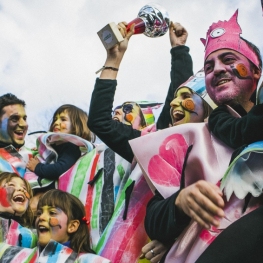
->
xmin=97 ymin=22 xmax=124 ymax=50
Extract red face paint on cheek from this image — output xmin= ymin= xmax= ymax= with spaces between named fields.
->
xmin=125 ymin=114 xmax=133 ymax=122
xmin=49 ymin=217 xmax=62 ymax=229
xmin=0 ymin=187 xmax=11 ymax=207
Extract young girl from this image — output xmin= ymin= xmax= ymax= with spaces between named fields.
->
xmin=26 ymin=104 xmax=94 ymax=180
xmin=34 ymin=189 xmax=110 ymax=262
xmin=0 ymin=172 xmax=37 ymax=248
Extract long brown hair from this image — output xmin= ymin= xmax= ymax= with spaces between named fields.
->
xmin=49 ymin=104 xmax=95 ymax=142
xmin=37 ymin=189 xmax=95 ymax=254
xmin=0 ymin=172 xmax=33 ymax=227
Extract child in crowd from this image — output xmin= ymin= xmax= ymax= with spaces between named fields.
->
xmin=0 ymin=172 xmax=33 ymax=226
xmin=36 ymin=189 xmax=94 ymax=254
xmin=0 ymin=189 xmax=111 ymax=262
xmin=0 ymin=172 xmax=37 ymax=248
xmin=26 ymin=104 xmax=94 ymax=180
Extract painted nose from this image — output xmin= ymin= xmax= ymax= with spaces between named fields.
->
xmin=18 ymin=118 xmax=27 ymax=127
xmin=170 ymin=97 xmax=181 ymax=107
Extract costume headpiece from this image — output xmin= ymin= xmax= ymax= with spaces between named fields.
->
xmin=200 ymin=10 xmax=260 ymax=69
xmin=176 ymin=68 xmax=217 ymax=111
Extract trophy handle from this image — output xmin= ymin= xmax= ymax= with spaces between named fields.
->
xmin=127 ymin=17 xmax=146 ymax=34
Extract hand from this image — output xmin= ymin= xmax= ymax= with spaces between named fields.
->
xmin=169 ymin=22 xmax=188 ymax=48
xmin=175 ymin=180 xmax=225 ymax=229
xmin=100 ymin=22 xmax=135 ymax=79
xmin=140 ymin=240 xmax=168 ymax=263
xmin=26 ymin=157 xmax=40 ymax=172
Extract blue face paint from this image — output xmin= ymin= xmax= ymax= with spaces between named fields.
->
xmin=0 ymin=118 xmax=12 ymax=143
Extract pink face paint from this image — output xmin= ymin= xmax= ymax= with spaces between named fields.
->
xmin=231 ymin=63 xmax=252 ymax=80
xmin=49 ymin=217 xmax=62 ymax=229
xmin=0 ymin=187 xmax=10 ymax=207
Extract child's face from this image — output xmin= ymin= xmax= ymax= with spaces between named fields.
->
xmin=0 ymin=177 xmax=30 ymax=216
xmin=35 ymin=205 xmax=70 ymax=247
xmin=52 ymin=110 xmax=72 ymax=134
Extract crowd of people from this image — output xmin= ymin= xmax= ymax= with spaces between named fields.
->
xmin=0 ymin=8 xmax=262 ymax=263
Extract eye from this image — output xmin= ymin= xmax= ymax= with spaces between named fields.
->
xmin=7 ymin=182 xmax=15 ymax=187
xmin=210 ymin=28 xmax=225 ymax=38
xmin=49 ymin=210 xmax=57 ymax=216
xmin=223 ymin=56 xmax=236 ymax=64
xmin=10 ymin=116 xmax=19 ymax=122
xmin=36 ymin=210 xmax=42 ymax=217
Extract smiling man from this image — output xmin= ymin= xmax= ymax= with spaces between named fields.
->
xmin=0 ymin=93 xmax=28 ymax=149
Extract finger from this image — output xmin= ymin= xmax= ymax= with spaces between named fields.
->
xmin=189 ymin=192 xmax=224 ymax=226
xmin=198 ymin=181 xmax=225 ymax=209
xmin=141 ymin=242 xmax=153 ymax=254
xmin=126 ymin=23 xmax=135 ymax=39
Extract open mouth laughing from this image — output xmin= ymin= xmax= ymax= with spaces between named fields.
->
xmin=171 ymin=109 xmax=185 ymax=126
xmin=38 ymin=225 xmax=49 ymax=233
xmin=12 ymin=194 xmax=26 ymax=204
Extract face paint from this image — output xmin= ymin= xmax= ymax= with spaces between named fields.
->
xmin=125 ymin=113 xmax=134 ymax=123
xmin=230 ymin=63 xmax=253 ymax=80
xmin=181 ymin=98 xmax=198 ymax=115
xmin=0 ymin=187 xmax=11 ymax=207
xmin=36 ymin=205 xmax=70 ymax=247
xmin=49 ymin=217 xmax=62 ymax=229
xmin=0 ymin=118 xmax=12 ymax=144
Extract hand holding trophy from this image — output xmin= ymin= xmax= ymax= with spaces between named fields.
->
xmin=97 ymin=3 xmax=170 ymax=50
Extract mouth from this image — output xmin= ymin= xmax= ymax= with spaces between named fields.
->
xmin=14 ymin=130 xmax=25 ymax=140
xmin=216 ymin=79 xmax=231 ymax=86
xmin=53 ymin=128 xmax=60 ymax=132
xmin=112 ymin=117 xmax=120 ymax=122
xmin=12 ymin=194 xmax=25 ymax=204
xmin=38 ymin=225 xmax=49 ymax=233
xmin=171 ymin=110 xmax=185 ymax=125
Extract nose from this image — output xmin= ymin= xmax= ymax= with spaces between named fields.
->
xmin=38 ymin=211 xmax=48 ymax=222
xmin=213 ymin=60 xmax=227 ymax=75
xmin=18 ymin=118 xmax=27 ymax=128
xmin=170 ymin=97 xmax=181 ymax=107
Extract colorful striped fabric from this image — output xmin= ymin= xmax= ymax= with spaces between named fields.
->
xmin=0 ymin=145 xmax=33 ymax=177
xmin=24 ymin=133 xmax=152 ymax=262
xmin=0 ymin=240 xmax=110 ymax=262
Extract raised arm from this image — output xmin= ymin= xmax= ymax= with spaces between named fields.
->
xmin=157 ymin=22 xmax=193 ymax=129
xmin=88 ymin=23 xmax=141 ymax=163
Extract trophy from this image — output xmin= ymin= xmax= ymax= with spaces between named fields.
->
xmin=97 ymin=3 xmax=170 ymax=50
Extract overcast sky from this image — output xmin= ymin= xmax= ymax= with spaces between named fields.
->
xmin=0 ymin=0 xmax=262 ymax=135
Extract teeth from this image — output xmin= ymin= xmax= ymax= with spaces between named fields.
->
xmin=13 ymin=195 xmax=25 ymax=202
xmin=217 ymin=80 xmax=230 ymax=86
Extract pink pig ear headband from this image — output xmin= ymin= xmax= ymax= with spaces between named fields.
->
xmin=200 ymin=9 xmax=260 ymax=69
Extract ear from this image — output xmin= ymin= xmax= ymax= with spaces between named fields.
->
xmin=253 ymin=67 xmax=261 ymax=81
xmin=67 ymin=220 xmax=80 ymax=234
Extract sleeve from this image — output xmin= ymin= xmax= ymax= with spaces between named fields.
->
xmin=157 ymin=45 xmax=194 ymax=129
xmin=34 ymin=142 xmax=81 ymax=180
xmin=208 ymin=104 xmax=263 ymax=149
xmin=144 ymin=190 xmax=191 ymax=246
xmin=88 ymin=78 xmax=141 ymax=163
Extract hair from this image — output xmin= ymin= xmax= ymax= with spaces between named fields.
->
xmin=0 ymin=172 xmax=33 ymax=227
xmin=49 ymin=104 xmax=95 ymax=142
xmin=37 ymin=189 xmax=95 ymax=254
xmin=0 ymin=93 xmax=26 ymax=119
xmin=241 ymin=37 xmax=262 ymax=73
xmin=122 ymin=101 xmax=147 ymax=128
